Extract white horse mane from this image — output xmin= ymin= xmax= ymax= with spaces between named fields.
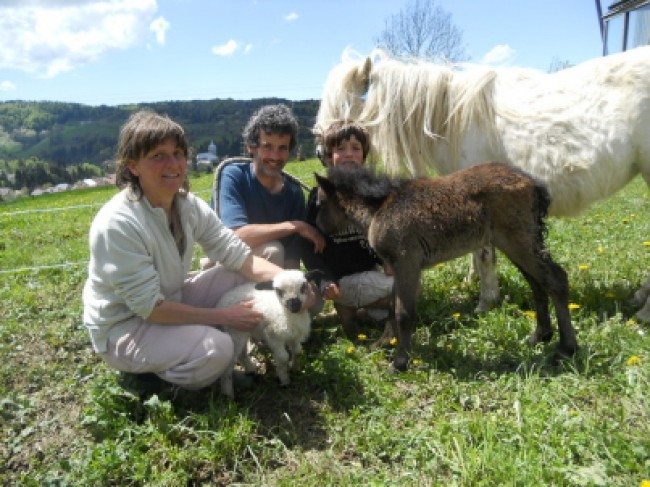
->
xmin=318 ymin=48 xmax=503 ymax=176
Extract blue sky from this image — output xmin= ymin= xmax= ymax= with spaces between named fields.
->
xmin=0 ymin=0 xmax=605 ymax=106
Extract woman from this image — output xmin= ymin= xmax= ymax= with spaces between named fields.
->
xmin=82 ymin=109 xmax=313 ymax=391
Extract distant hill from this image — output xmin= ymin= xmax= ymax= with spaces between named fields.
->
xmin=0 ymin=98 xmax=320 ymax=166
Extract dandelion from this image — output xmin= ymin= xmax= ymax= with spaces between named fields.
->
xmin=412 ymin=359 xmax=422 ymax=366
xmin=389 ymin=337 xmax=398 ymax=346
xmin=523 ymin=310 xmax=536 ymax=319
xmin=603 ymin=292 xmax=616 ymax=298
xmin=622 ymin=218 xmax=629 ymax=224
xmin=357 ymin=333 xmax=367 ymax=340
xmin=435 ymin=263 xmax=445 ymax=268
xmin=640 ymin=479 xmax=650 ymax=487
xmin=568 ymin=303 xmax=581 ymax=310
xmin=597 ymin=247 xmax=604 ymax=253
xmin=625 ymin=319 xmax=637 ymax=326
xmin=644 ymin=241 xmax=650 ymax=247
xmin=452 ymin=312 xmax=461 ymax=319
xmin=627 ymin=355 xmax=642 ymax=366
xmin=578 ymin=264 xmax=589 ymax=270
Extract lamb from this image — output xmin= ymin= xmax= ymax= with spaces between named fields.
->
xmin=217 ymin=269 xmax=321 ymax=399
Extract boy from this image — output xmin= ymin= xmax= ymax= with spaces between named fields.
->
xmin=303 ymin=120 xmax=393 ymax=337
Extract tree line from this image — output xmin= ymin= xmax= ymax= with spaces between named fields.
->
xmin=0 ymin=98 xmax=319 ymax=191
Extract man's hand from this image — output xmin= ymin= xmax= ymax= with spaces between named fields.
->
xmin=293 ymin=220 xmax=326 ymax=253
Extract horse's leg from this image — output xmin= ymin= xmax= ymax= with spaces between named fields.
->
xmin=473 ymin=245 xmax=501 ymax=312
xmin=633 ymin=169 xmax=650 ymax=320
xmin=389 ymin=264 xmax=421 ymax=372
xmin=514 ymin=266 xmax=554 ymax=344
xmin=529 ymin=257 xmax=577 ymax=359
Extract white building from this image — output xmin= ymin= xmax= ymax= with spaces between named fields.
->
xmin=196 ymin=140 xmax=219 ymax=172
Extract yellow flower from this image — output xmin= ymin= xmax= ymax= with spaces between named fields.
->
xmin=627 ymin=355 xmax=641 ymax=366
xmin=389 ymin=337 xmax=398 ymax=346
xmin=435 ymin=263 xmax=445 ymax=268
xmin=568 ymin=303 xmax=581 ymax=310
xmin=523 ymin=310 xmax=537 ymax=319
xmin=603 ymin=292 xmax=616 ymax=298
xmin=640 ymin=480 xmax=650 ymax=487
xmin=452 ymin=312 xmax=461 ymax=319
xmin=597 ymin=247 xmax=604 ymax=253
xmin=622 ymin=218 xmax=629 ymax=224
xmin=644 ymin=241 xmax=650 ymax=247
xmin=625 ymin=319 xmax=637 ymax=327
xmin=412 ymin=359 xmax=421 ymax=366
xmin=357 ymin=334 xmax=367 ymax=340
xmin=347 ymin=346 xmax=355 ymax=354
xmin=578 ymin=264 xmax=589 ymax=270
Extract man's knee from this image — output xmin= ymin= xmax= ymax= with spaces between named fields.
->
xmin=253 ymin=240 xmax=285 ymax=267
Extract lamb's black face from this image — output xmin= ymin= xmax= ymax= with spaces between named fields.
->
xmin=274 ymin=279 xmax=309 ymax=313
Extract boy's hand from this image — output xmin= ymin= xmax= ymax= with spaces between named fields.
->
xmin=322 ymin=282 xmax=342 ymax=300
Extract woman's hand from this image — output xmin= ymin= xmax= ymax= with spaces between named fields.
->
xmin=221 ymin=300 xmax=264 ymax=332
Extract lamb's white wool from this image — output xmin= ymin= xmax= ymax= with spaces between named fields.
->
xmin=216 ymin=270 xmax=313 ymax=399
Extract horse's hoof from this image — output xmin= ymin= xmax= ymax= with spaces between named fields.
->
xmin=389 ymin=356 xmax=410 ymax=373
xmin=634 ymin=299 xmax=650 ymax=322
xmin=553 ymin=344 xmax=578 ymax=363
xmin=528 ymin=331 xmax=553 ymax=346
xmin=370 ymin=337 xmax=392 ymax=350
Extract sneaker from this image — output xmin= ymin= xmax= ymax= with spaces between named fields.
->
xmin=232 ymin=370 xmax=261 ymax=391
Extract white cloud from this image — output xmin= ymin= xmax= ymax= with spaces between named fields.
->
xmin=480 ymin=44 xmax=517 ymax=66
xmin=0 ymin=0 xmax=159 ymax=78
xmin=149 ymin=16 xmax=170 ymax=45
xmin=243 ymin=44 xmax=254 ymax=54
xmin=284 ymin=12 xmax=298 ymax=22
xmin=212 ymin=40 xmax=240 ymax=57
xmin=0 ymin=80 xmax=16 ymax=91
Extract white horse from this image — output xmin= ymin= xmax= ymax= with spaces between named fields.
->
xmin=317 ymin=46 xmax=650 ymax=320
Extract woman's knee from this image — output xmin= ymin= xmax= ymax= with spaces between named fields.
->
xmin=161 ymin=327 xmax=235 ymax=390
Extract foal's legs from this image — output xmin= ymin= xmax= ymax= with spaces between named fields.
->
xmin=633 ymin=274 xmax=650 ymax=322
xmin=390 ymin=263 xmax=421 ymax=372
xmin=497 ymin=236 xmax=578 ymax=359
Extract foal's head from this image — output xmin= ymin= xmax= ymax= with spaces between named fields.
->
xmin=314 ymin=165 xmax=396 ymax=235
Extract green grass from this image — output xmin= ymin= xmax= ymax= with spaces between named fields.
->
xmin=1 ymin=160 xmax=649 ymax=486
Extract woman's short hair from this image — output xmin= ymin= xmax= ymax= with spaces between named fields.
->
xmin=115 ymin=110 xmax=190 ymax=198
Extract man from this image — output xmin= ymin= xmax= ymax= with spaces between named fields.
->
xmin=205 ymin=104 xmax=324 ymax=270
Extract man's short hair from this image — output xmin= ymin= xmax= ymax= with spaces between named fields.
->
xmin=243 ymin=104 xmax=299 ymax=151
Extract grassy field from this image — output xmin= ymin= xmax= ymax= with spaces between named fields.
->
xmin=1 ymin=159 xmax=649 ymax=486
